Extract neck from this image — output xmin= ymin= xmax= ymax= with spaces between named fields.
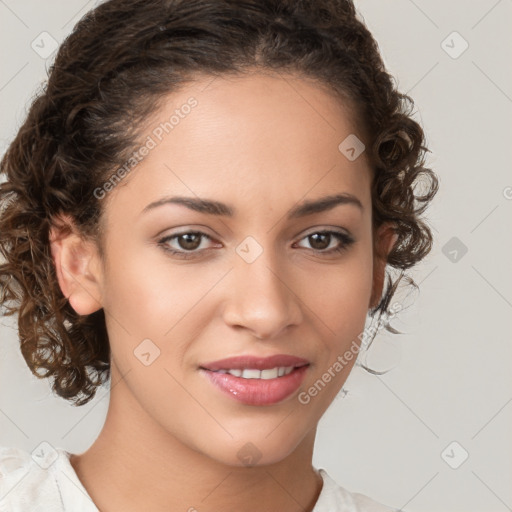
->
xmin=70 ymin=364 xmax=323 ymax=512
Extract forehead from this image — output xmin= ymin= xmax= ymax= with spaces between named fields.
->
xmin=165 ymin=70 xmax=363 ymax=150
xmin=102 ymin=71 xmax=371 ymax=222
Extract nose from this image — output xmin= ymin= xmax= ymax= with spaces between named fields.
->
xmin=222 ymin=249 xmax=303 ymax=340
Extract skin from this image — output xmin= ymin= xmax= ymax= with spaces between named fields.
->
xmin=50 ymin=71 xmax=397 ymax=512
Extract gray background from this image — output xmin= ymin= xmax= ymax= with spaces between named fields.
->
xmin=1 ymin=1 xmax=511 ymax=511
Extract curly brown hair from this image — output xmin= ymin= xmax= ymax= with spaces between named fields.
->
xmin=0 ymin=0 xmax=438 ymax=406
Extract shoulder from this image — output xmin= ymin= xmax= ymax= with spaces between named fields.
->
xmin=0 ymin=444 xmax=60 ymax=511
xmin=0 ymin=444 xmax=96 ymax=512
xmin=314 ymin=468 xmax=400 ymax=512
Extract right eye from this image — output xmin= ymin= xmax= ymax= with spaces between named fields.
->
xmin=157 ymin=231 xmax=220 ymax=259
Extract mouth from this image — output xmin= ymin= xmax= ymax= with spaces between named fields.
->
xmin=206 ymin=365 xmax=304 ymax=379
xmin=199 ymin=354 xmax=310 ymax=406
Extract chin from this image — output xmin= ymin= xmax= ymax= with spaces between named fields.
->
xmin=195 ymin=430 xmax=308 ymax=468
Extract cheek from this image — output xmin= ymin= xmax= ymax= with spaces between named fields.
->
xmin=102 ymin=244 xmax=209 ymax=328
xmin=303 ymin=253 xmax=374 ymax=339
xmin=100 ymin=244 xmax=225 ymax=366
xmin=296 ymin=259 xmax=373 ymax=416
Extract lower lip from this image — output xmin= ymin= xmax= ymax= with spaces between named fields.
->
xmin=200 ymin=366 xmax=309 ymax=406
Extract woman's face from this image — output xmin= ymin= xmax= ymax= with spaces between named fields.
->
xmin=63 ymin=71 xmax=395 ymax=466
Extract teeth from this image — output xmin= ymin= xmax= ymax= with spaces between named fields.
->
xmin=241 ymin=369 xmax=261 ymax=379
xmin=214 ymin=366 xmax=296 ymax=379
xmin=260 ymin=368 xmax=279 ymax=379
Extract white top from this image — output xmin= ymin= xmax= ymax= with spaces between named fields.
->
xmin=0 ymin=445 xmax=397 ymax=511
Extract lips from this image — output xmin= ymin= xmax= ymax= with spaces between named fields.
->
xmin=199 ymin=354 xmax=310 ymax=371
xmin=199 ymin=354 xmax=310 ymax=406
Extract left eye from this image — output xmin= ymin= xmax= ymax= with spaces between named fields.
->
xmin=158 ymin=229 xmax=354 ymax=258
xmin=294 ymin=230 xmax=354 ymax=253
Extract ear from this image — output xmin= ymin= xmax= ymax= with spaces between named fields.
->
xmin=49 ymin=213 xmax=104 ymax=316
xmin=369 ymin=222 xmax=398 ymax=310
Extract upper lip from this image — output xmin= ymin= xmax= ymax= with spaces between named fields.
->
xmin=200 ymin=354 xmax=310 ymax=371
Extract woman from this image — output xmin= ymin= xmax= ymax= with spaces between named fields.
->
xmin=0 ymin=0 xmax=438 ymax=510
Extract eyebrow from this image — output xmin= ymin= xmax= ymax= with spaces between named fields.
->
xmin=140 ymin=193 xmax=363 ymax=219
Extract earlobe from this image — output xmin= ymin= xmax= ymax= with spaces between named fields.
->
xmin=49 ymin=214 xmax=104 ymax=316
xmin=369 ymin=223 xmax=398 ymax=310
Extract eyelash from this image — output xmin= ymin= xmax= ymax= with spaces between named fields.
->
xmin=157 ymin=229 xmax=355 ymax=260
